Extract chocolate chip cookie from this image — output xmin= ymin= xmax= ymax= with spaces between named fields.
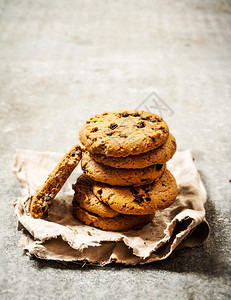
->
xmin=30 ymin=145 xmax=82 ymax=218
xmin=72 ymin=174 xmax=119 ymax=218
xmin=81 ymin=149 xmax=166 ymax=186
xmin=92 ymin=169 xmax=178 ymax=215
xmin=72 ymin=204 xmax=154 ymax=231
xmin=90 ymin=133 xmax=176 ymax=169
xmin=79 ymin=110 xmax=169 ymax=157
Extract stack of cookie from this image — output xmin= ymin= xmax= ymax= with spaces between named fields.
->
xmin=72 ymin=110 xmax=178 ymax=231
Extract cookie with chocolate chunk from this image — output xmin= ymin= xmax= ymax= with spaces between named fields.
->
xmin=30 ymin=145 xmax=82 ymax=218
xmin=72 ymin=174 xmax=119 ymax=218
xmin=81 ymin=149 xmax=165 ymax=186
xmin=79 ymin=110 xmax=169 ymax=157
xmin=92 ymin=169 xmax=178 ymax=215
xmin=90 ymin=133 xmax=176 ymax=169
xmin=72 ymin=204 xmax=154 ymax=232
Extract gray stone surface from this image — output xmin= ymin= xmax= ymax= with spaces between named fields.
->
xmin=0 ymin=0 xmax=230 ymax=299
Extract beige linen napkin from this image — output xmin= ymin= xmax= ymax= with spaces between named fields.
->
xmin=12 ymin=149 xmax=209 ymax=265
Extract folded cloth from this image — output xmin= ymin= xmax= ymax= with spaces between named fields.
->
xmin=12 ymin=149 xmax=209 ymax=265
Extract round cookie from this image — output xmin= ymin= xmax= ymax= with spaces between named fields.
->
xmin=72 ymin=204 xmax=154 ymax=231
xmin=72 ymin=174 xmax=119 ymax=218
xmin=93 ymin=169 xmax=178 ymax=215
xmin=81 ymin=150 xmax=166 ymax=186
xmin=79 ymin=110 xmax=169 ymax=157
xmin=90 ymin=133 xmax=177 ymax=169
xmin=30 ymin=144 xmax=82 ymax=218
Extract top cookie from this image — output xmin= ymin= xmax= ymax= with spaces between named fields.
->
xmin=79 ymin=110 xmax=169 ymax=157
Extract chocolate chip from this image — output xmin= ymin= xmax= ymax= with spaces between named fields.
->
xmin=91 ymin=127 xmax=98 ymax=132
xmin=156 ymin=164 xmax=163 ymax=171
xmin=134 ymin=112 xmax=140 ymax=117
xmin=145 ymin=197 xmax=151 ymax=202
xmin=119 ymin=133 xmax=127 ymax=138
xmin=97 ymin=189 xmax=102 ymax=195
xmin=162 ymin=183 xmax=166 ymax=187
xmin=109 ymin=123 xmax=118 ymax=130
xmin=134 ymin=194 xmax=144 ymax=203
xmin=106 ymin=132 xmax=113 ymax=136
xmin=137 ymin=121 xmax=145 ymax=128
xmin=71 ymin=153 xmax=75 ymax=157
xmin=41 ymin=206 xmax=47 ymax=212
xmin=141 ymin=178 xmax=148 ymax=182
xmin=130 ymin=188 xmax=139 ymax=195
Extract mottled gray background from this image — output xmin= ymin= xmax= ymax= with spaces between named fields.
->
xmin=0 ymin=0 xmax=230 ymax=299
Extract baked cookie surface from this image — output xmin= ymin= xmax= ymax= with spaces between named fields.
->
xmin=72 ymin=174 xmax=119 ymax=218
xmin=91 ymin=133 xmax=176 ymax=169
xmin=72 ymin=204 xmax=154 ymax=231
xmin=30 ymin=145 xmax=82 ymax=218
xmin=92 ymin=169 xmax=178 ymax=215
xmin=81 ymin=150 xmax=166 ymax=186
xmin=79 ymin=110 xmax=169 ymax=157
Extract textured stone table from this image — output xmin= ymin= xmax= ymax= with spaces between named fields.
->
xmin=0 ymin=0 xmax=230 ymax=299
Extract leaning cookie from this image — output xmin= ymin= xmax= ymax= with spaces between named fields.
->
xmin=81 ymin=150 xmax=166 ymax=186
xmin=90 ymin=133 xmax=177 ymax=169
xmin=79 ymin=110 xmax=169 ymax=157
xmin=93 ymin=169 xmax=178 ymax=215
xmin=30 ymin=145 xmax=82 ymax=218
xmin=72 ymin=174 xmax=119 ymax=218
xmin=72 ymin=204 xmax=154 ymax=232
